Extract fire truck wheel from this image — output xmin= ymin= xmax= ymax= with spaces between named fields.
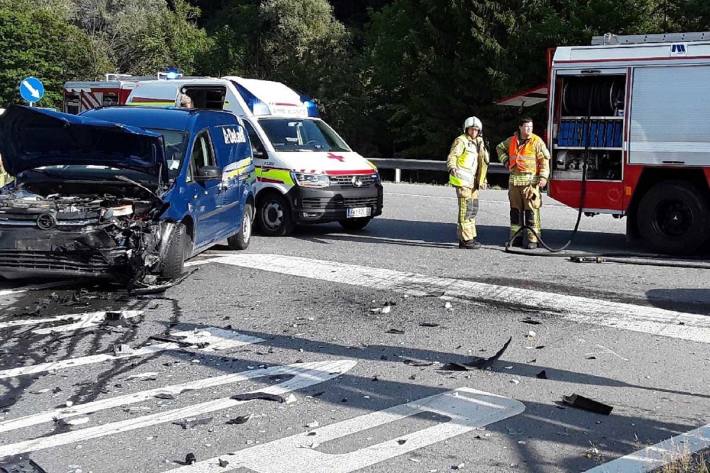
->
xmin=637 ymin=181 xmax=709 ymax=255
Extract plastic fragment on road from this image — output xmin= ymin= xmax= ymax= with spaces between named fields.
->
xmin=184 ymin=453 xmax=197 ymax=465
xmin=536 ymin=370 xmax=548 ymax=379
xmin=386 ymin=328 xmax=405 ymax=334
xmin=467 ymin=336 xmax=513 ymax=370
xmin=232 ymin=392 xmax=288 ymax=403
xmin=562 ymin=394 xmax=613 ymax=415
xmin=0 ymin=459 xmax=48 ymax=473
xmin=55 ymin=417 xmax=90 ymax=427
xmin=218 ymin=458 xmax=229 ymax=468
xmin=521 ymin=318 xmax=542 ymax=325
xmin=226 ymin=414 xmax=252 ymax=425
xmin=173 ymin=416 xmax=213 ymax=429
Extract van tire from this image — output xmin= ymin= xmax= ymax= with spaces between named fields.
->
xmin=228 ymin=203 xmax=253 ymax=250
xmin=339 ymin=217 xmax=372 ymax=232
xmin=637 ymin=181 xmax=709 ymax=255
xmin=160 ymin=223 xmax=189 ymax=279
xmin=257 ymin=193 xmax=295 ymax=236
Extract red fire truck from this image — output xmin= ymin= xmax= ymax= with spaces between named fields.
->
xmin=499 ymin=32 xmax=710 ymax=254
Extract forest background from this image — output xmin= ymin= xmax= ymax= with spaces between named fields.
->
xmin=1 ymin=0 xmax=709 ymax=158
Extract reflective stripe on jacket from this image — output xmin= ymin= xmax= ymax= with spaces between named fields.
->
xmin=447 ymin=134 xmax=488 ymax=188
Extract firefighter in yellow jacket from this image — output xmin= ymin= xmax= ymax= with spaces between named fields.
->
xmin=447 ymin=116 xmax=489 ymax=249
xmin=496 ymin=117 xmax=550 ymax=249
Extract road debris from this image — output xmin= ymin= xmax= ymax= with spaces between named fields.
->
xmin=126 ymin=372 xmax=159 ymax=381
xmin=521 ymin=317 xmax=542 ymax=325
xmin=226 ymin=414 xmax=252 ymax=425
xmin=174 ymin=416 xmax=213 ymax=429
xmin=112 ymin=344 xmax=134 ymax=357
xmin=562 ymin=394 xmax=613 ymax=415
xmin=467 ymin=336 xmax=513 ymax=370
xmin=397 ymin=439 xmax=407 ymax=445
xmin=218 ymin=458 xmax=229 ymax=468
xmin=452 ymin=462 xmax=465 ymax=469
xmin=400 ymin=357 xmax=434 ymax=367
xmin=536 ymin=370 xmax=548 ymax=379
xmin=184 ymin=453 xmax=197 ymax=465
xmin=444 ymin=301 xmax=453 ymax=310
xmin=0 ymin=459 xmax=48 ymax=473
xmin=232 ymin=392 xmax=288 ymax=403
xmin=419 ymin=322 xmax=440 ymax=327
xmin=154 ymin=392 xmax=177 ymax=400
xmin=526 ymin=330 xmax=537 ymax=338
xmin=305 ymin=421 xmax=319 ymax=428
xmin=370 ymin=304 xmax=392 ymax=315
xmin=386 ymin=328 xmax=405 ymax=334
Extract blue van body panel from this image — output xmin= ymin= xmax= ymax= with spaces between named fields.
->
xmin=81 ymin=107 xmax=255 ymax=255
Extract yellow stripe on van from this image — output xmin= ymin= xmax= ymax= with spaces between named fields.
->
xmin=255 ymin=167 xmax=294 ymax=186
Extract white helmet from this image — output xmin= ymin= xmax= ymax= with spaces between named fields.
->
xmin=463 ymin=116 xmax=483 ymax=132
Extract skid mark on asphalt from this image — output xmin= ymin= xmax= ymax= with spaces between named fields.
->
xmin=583 ymin=423 xmax=710 ymax=472
xmin=0 ymin=327 xmax=263 ymax=380
xmin=202 ymin=253 xmax=710 ymax=344
xmin=165 ymin=387 xmax=524 ymax=473
xmin=0 ymin=360 xmax=355 ymax=458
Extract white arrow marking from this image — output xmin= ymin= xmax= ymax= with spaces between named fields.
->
xmin=0 ymin=327 xmax=263 ymax=380
xmin=165 ymin=387 xmax=525 ymax=473
xmin=203 ymin=254 xmax=710 ymax=344
xmin=0 ymin=310 xmax=143 ymax=334
xmin=0 ymin=359 xmax=355 ymax=457
xmin=21 ymin=80 xmax=40 ymax=99
xmin=583 ymin=423 xmax=710 ymax=473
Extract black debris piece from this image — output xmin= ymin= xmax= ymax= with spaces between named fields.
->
xmin=226 ymin=414 xmax=252 ymax=425
xmin=425 ymin=291 xmax=446 ymax=298
xmin=309 ymin=391 xmax=325 ymax=398
xmin=307 ymin=431 xmax=317 ymax=436
xmin=535 ymin=345 xmax=545 ymax=350
xmin=536 ymin=370 xmax=548 ymax=379
xmin=386 ymin=328 xmax=405 ymax=334
xmin=562 ymin=394 xmax=613 ymax=415
xmin=232 ymin=392 xmax=287 ymax=403
xmin=149 ymin=334 xmax=191 ymax=346
xmin=419 ymin=322 xmax=440 ymax=327
xmin=441 ymin=362 xmax=472 ymax=371
xmin=397 ymin=439 xmax=407 ymax=445
xmin=218 ymin=458 xmax=229 ymax=468
xmin=467 ymin=336 xmax=513 ymax=370
xmin=174 ymin=416 xmax=213 ymax=429
xmin=401 ymin=358 xmax=434 ymax=367
xmin=521 ymin=318 xmax=542 ymax=325
xmin=113 ymin=344 xmax=134 ymax=356
xmin=586 ymin=355 xmax=597 ymax=360
xmin=131 ymin=269 xmax=196 ymax=295
xmin=0 ymin=459 xmax=49 ymax=473
xmin=154 ymin=392 xmax=177 ymax=400
xmin=105 ymin=311 xmax=122 ymax=321
xmin=185 ymin=453 xmax=197 ymax=465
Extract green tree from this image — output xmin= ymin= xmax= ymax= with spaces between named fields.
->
xmin=0 ymin=3 xmax=98 ymax=107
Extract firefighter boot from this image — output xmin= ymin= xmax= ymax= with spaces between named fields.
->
xmin=459 ymin=239 xmax=482 ymax=249
xmin=524 ymin=209 xmax=537 ymax=249
xmin=510 ymin=208 xmax=523 ymax=247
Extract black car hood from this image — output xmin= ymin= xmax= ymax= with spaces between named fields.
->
xmin=0 ymin=105 xmax=167 ymax=181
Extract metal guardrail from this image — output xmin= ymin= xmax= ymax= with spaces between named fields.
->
xmin=368 ymin=158 xmax=508 ymax=183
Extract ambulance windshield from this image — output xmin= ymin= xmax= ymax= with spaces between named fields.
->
xmin=258 ymin=118 xmax=351 ymax=153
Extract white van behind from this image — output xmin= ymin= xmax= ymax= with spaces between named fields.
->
xmin=126 ymin=76 xmax=383 ymax=235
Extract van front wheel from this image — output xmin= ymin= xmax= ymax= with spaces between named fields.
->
xmin=257 ymin=194 xmax=295 ymax=236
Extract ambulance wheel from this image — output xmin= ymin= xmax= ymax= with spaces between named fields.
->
xmin=160 ymin=223 xmax=189 ymax=279
xmin=637 ymin=181 xmax=709 ymax=255
xmin=228 ymin=203 xmax=253 ymax=250
xmin=257 ymin=193 xmax=295 ymax=236
xmin=339 ymin=217 xmax=372 ymax=232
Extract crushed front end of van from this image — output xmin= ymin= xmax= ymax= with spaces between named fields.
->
xmin=0 ymin=105 xmax=177 ymax=283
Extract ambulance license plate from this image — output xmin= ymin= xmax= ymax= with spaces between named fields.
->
xmin=347 ymin=207 xmax=371 ymax=218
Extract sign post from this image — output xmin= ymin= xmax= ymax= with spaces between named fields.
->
xmin=19 ymin=76 xmax=45 ymax=106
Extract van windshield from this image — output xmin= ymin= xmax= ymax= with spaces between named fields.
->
xmin=258 ymin=118 xmax=351 ymax=152
xmin=148 ymin=129 xmax=188 ymax=179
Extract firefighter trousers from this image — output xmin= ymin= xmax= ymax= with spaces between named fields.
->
xmin=456 ymin=186 xmax=479 ymax=242
xmin=508 ymin=185 xmax=541 ymax=243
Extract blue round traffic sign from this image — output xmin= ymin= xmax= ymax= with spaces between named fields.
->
xmin=19 ymin=76 xmax=45 ymax=104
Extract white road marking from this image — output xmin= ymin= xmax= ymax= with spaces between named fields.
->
xmin=583 ymin=423 xmax=710 ymax=473
xmin=205 ymin=254 xmax=710 ymax=344
xmin=0 ymin=328 xmax=263 ymax=379
xmin=0 ymin=359 xmax=355 ymax=457
xmin=1 ymin=354 xmax=314 ymax=433
xmin=0 ymin=310 xmax=143 ymax=334
xmin=165 ymin=387 xmax=525 ymax=473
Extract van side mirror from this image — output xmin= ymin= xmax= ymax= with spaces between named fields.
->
xmin=194 ymin=166 xmax=221 ymax=182
xmin=252 ymin=148 xmax=266 ymax=159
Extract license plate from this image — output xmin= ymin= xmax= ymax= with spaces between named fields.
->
xmin=346 ymin=207 xmax=371 ymax=218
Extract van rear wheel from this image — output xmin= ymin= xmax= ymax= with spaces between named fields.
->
xmin=637 ymin=181 xmax=709 ymax=255
xmin=228 ymin=203 xmax=253 ymax=250
xmin=257 ymin=193 xmax=295 ymax=236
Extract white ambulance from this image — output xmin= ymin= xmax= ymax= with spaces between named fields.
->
xmin=125 ymin=76 xmax=383 ymax=235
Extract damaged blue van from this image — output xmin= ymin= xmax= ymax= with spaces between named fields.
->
xmin=0 ymin=105 xmax=255 ymax=283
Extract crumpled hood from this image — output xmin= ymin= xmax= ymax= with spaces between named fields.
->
xmin=0 ymin=105 xmax=167 ymax=181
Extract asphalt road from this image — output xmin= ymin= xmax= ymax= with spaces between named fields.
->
xmin=0 ymin=183 xmax=708 ymax=473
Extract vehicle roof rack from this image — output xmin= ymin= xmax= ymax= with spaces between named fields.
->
xmin=591 ymin=32 xmax=710 ymax=45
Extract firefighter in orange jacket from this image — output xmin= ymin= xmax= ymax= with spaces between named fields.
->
xmin=447 ymin=116 xmax=489 ymax=249
xmin=496 ymin=117 xmax=550 ymax=249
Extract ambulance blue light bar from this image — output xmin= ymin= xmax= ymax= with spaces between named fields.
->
xmin=301 ymin=96 xmax=319 ymax=117
xmin=235 ymin=82 xmax=271 ymax=116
